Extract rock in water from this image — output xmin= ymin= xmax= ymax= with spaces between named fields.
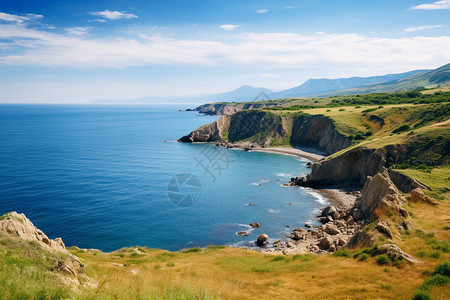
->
xmin=249 ymin=222 xmax=260 ymax=228
xmin=256 ymin=234 xmax=269 ymax=247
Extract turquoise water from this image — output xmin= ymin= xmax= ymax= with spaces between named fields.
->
xmin=0 ymin=105 xmax=328 ymax=251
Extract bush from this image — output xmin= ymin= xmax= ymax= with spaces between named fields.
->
xmin=333 ymin=249 xmax=351 ymax=257
xmin=183 ymin=248 xmax=202 ymax=253
xmin=434 ymin=261 xmax=450 ymax=276
xmin=359 ymin=254 xmax=369 ymax=261
xmin=422 ymin=274 xmax=450 ymax=288
xmin=376 ymin=255 xmax=389 ymax=265
xmin=271 ymin=256 xmax=286 ymax=262
xmin=339 ymin=108 xmax=345 ymax=111
xmin=413 ymin=291 xmax=430 ymax=300
xmin=392 ymin=125 xmax=410 ymax=134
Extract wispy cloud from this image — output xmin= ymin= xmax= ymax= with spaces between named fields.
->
xmin=405 ymin=25 xmax=442 ymax=32
xmin=0 ymin=23 xmax=449 ymax=73
xmin=256 ymin=9 xmax=269 ymax=14
xmin=0 ymin=12 xmax=42 ymax=24
xmin=219 ymin=24 xmax=238 ymax=30
xmin=411 ymin=1 xmax=450 ymax=10
xmin=66 ymin=27 xmax=92 ymax=36
xmin=90 ymin=10 xmax=137 ymax=20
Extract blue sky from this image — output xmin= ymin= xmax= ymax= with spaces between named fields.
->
xmin=0 ymin=0 xmax=449 ymax=103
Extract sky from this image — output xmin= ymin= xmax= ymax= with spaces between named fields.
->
xmin=0 ymin=0 xmax=449 ymax=103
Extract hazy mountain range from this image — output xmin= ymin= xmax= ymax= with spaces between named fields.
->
xmin=92 ymin=63 xmax=450 ymax=104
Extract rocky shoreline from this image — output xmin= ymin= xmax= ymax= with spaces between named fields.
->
xmin=211 ymin=141 xmax=366 ymax=255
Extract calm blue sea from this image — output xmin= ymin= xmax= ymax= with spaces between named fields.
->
xmin=0 ymin=105 xmax=328 ymax=252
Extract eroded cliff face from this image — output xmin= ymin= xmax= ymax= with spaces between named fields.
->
xmin=290 ymin=115 xmax=351 ymax=154
xmin=179 ymin=111 xmax=350 ymax=153
xmin=293 ymin=147 xmax=386 ymax=187
xmin=178 ymin=115 xmax=231 ymax=143
xmin=194 ymin=102 xmax=285 ymax=115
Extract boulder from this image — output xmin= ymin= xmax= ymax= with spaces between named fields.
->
xmin=318 ymin=236 xmax=333 ymax=250
xmin=324 ymin=224 xmax=340 ymax=235
xmin=249 ymin=222 xmax=260 ymax=228
xmin=237 ymin=231 xmax=249 ymax=236
xmin=305 ymin=223 xmax=312 ymax=228
xmin=376 ymin=221 xmax=393 ymax=239
xmin=321 ymin=206 xmax=338 ymax=218
xmin=377 ymin=244 xmax=421 ymax=264
xmin=292 ymin=228 xmax=307 ymax=240
xmin=256 ymin=234 xmax=269 ymax=247
xmin=410 ymin=188 xmax=438 ymax=205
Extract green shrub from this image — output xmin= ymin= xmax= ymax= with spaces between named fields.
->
xmin=413 ymin=290 xmax=430 ymax=300
xmin=183 ymin=248 xmax=202 ymax=253
xmin=166 ymin=262 xmax=175 ymax=267
xmin=422 ymin=274 xmax=449 ymax=288
xmin=333 ymin=249 xmax=351 ymax=258
xmin=359 ymin=254 xmax=369 ymax=261
xmin=271 ymin=256 xmax=286 ymax=262
xmin=433 ymin=261 xmax=450 ymax=276
xmin=376 ymin=255 xmax=389 ymax=265
xmin=339 ymin=108 xmax=345 ymax=111
xmin=392 ymin=124 xmax=410 ymax=134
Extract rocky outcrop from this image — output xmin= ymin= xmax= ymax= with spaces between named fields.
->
xmin=0 ymin=212 xmax=67 ymax=252
xmin=409 ymin=188 xmax=439 ymax=205
xmin=290 ymin=115 xmax=351 ymax=154
xmin=178 ymin=115 xmax=231 ymax=143
xmin=292 ymin=147 xmax=385 ymax=187
xmin=388 ymin=169 xmax=430 ymax=193
xmin=0 ymin=212 xmax=95 ymax=290
xmin=179 ymin=111 xmax=351 ymax=153
xmin=256 ymin=234 xmax=269 ymax=247
xmin=194 ymin=102 xmax=286 ymax=115
xmin=357 ymin=170 xmax=406 ymax=221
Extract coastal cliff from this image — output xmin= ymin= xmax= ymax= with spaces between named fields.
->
xmin=194 ymin=102 xmax=286 ymax=115
xmin=179 ymin=110 xmax=351 ymax=154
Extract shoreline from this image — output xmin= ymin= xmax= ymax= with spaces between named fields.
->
xmin=232 ymin=144 xmax=357 ymax=210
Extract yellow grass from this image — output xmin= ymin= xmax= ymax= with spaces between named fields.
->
xmin=68 ymin=243 xmax=449 ymax=299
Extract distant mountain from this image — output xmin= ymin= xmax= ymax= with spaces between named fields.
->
xmin=92 ymin=85 xmax=273 ymax=104
xmin=196 ymin=85 xmax=273 ymax=103
xmin=270 ymin=70 xmax=427 ymax=99
xmin=329 ymin=63 xmax=450 ymax=95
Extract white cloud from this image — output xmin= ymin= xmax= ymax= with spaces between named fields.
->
xmin=256 ymin=9 xmax=269 ymax=14
xmin=0 ymin=23 xmax=449 ymax=74
xmin=0 ymin=12 xmax=42 ymax=24
xmin=219 ymin=24 xmax=238 ymax=30
xmin=66 ymin=27 xmax=92 ymax=36
xmin=405 ymin=25 xmax=442 ymax=32
xmin=90 ymin=10 xmax=137 ymax=20
xmin=411 ymin=1 xmax=450 ymax=10
xmin=91 ymin=19 xmax=106 ymax=23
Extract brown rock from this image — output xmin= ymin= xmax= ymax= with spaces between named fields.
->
xmin=324 ymin=224 xmax=340 ymax=235
xmin=249 ymin=222 xmax=260 ymax=228
xmin=319 ymin=236 xmax=333 ymax=250
xmin=410 ymin=188 xmax=438 ymax=205
xmin=376 ymin=221 xmax=393 ymax=239
xmin=237 ymin=231 xmax=249 ymax=236
xmin=256 ymin=234 xmax=269 ymax=247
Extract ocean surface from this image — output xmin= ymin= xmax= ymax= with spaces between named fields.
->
xmin=0 ymin=105 xmax=328 ymax=252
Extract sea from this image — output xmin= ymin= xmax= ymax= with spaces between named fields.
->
xmin=0 ymin=105 xmax=329 ymax=252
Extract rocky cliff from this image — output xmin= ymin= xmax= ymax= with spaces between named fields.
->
xmin=292 ymin=147 xmax=385 ymax=187
xmin=179 ymin=110 xmax=351 ymax=154
xmin=0 ymin=212 xmax=94 ymax=289
xmin=194 ymin=102 xmax=287 ymax=115
xmin=290 ymin=115 xmax=351 ymax=154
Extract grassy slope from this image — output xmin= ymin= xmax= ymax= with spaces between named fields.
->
xmin=2 ymin=89 xmax=450 ymax=299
